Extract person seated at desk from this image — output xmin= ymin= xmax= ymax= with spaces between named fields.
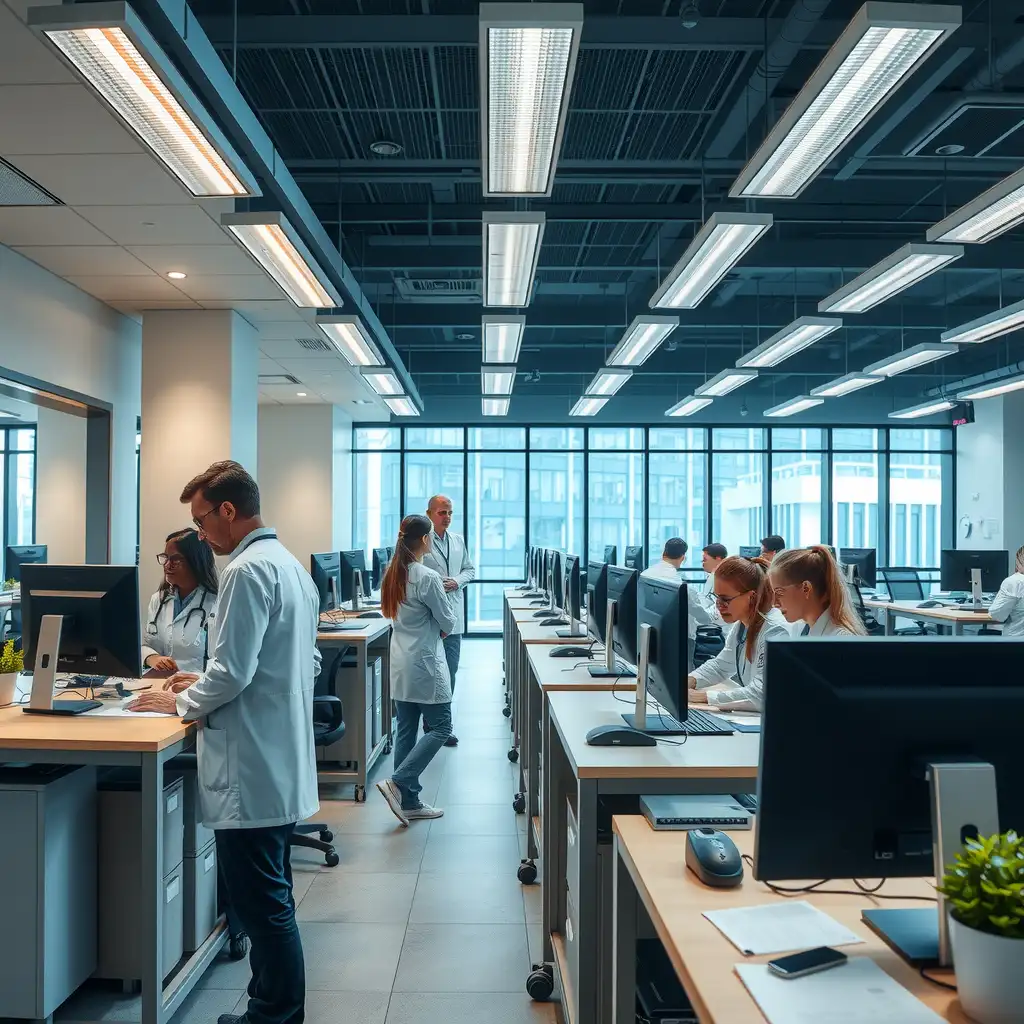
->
xmin=770 ymin=545 xmax=867 ymax=637
xmin=642 ymin=538 xmax=712 ymax=670
xmin=687 ymin=555 xmax=788 ymax=712
xmin=700 ymin=542 xmax=728 ymax=622
xmin=141 ymin=528 xmax=218 ymax=674
xmin=988 ymin=545 xmax=1024 ymax=636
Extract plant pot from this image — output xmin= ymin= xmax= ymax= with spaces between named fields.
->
xmin=951 ymin=916 xmax=1024 ymax=1023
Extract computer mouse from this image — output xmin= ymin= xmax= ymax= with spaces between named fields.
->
xmin=918 ymin=600 xmax=941 ymax=609
xmin=360 ymin=611 xmax=384 ymax=619
xmin=585 ymin=724 xmax=656 ymax=747
xmin=549 ymin=646 xmax=591 ymax=658
xmin=685 ymin=828 xmax=744 ymax=888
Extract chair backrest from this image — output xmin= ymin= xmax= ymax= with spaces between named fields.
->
xmin=879 ymin=567 xmax=926 ymax=602
xmin=846 ymin=581 xmax=881 ymax=634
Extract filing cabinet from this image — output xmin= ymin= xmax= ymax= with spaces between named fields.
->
xmin=183 ymin=839 xmax=218 ymax=952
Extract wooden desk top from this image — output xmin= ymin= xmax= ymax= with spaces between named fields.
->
xmin=317 ymin=616 xmax=391 ymax=643
xmin=516 ymin=619 xmax=578 ymax=645
xmin=547 ymin=690 xmax=759 ymax=781
xmin=867 ymin=598 xmax=993 ymax=624
xmin=526 ymin=643 xmax=635 ymax=692
xmin=612 ymin=816 xmax=963 ymax=1023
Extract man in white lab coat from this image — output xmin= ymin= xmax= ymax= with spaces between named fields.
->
xmin=641 ymin=538 xmax=713 ymax=671
xmin=129 ymin=462 xmax=320 ymax=1024
xmin=422 ymin=494 xmax=476 ymax=747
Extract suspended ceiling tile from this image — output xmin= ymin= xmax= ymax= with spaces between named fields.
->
xmin=13 ymin=245 xmax=155 ymax=277
xmin=125 ymin=244 xmax=259 ymax=277
xmin=199 ymin=299 xmax=303 ymax=322
xmin=0 ymin=206 xmax=115 ymax=246
xmin=73 ymin=205 xmax=229 ymax=246
xmin=177 ymin=275 xmax=286 ymax=301
xmin=0 ymin=5 xmax=77 ymax=86
xmin=65 ymin=274 xmax=191 ymax=301
xmin=109 ymin=299 xmax=203 ymax=317
xmin=9 ymin=154 xmax=192 ymax=206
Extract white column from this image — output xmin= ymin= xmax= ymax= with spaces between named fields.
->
xmin=35 ymin=407 xmax=88 ymax=563
xmin=139 ymin=310 xmax=258 ymax=602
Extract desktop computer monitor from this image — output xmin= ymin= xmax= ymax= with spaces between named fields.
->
xmin=586 ymin=560 xmax=608 ymax=644
xmin=543 ymin=549 xmax=554 ymax=593
xmin=586 ymin=566 xmax=638 ymax=678
xmin=371 ymin=547 xmax=390 ymax=591
xmin=839 ymin=547 xmax=877 ymax=588
xmin=556 ymin=555 xmax=583 ymax=638
xmin=553 ymin=553 xmax=568 ymax=614
xmin=940 ymin=549 xmax=1008 ymax=593
xmin=6 ymin=544 xmax=46 ymax=582
xmin=755 ymin=636 xmax=1024 ymax=967
xmin=738 ymin=545 xmax=761 ymax=559
xmin=604 ymin=545 xmax=617 ymax=565
xmin=624 ymin=546 xmax=642 ymax=571
xmin=310 ymin=552 xmax=342 ymax=613
xmin=340 ymin=549 xmax=370 ymax=603
xmin=534 ymin=549 xmax=562 ymax=618
xmin=385 ymin=546 xmax=394 ymax=563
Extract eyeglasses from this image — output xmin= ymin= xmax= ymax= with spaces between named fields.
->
xmin=713 ymin=589 xmax=752 ymax=607
xmin=193 ymin=506 xmax=220 ymax=531
xmin=773 ymin=583 xmax=803 ymax=601
xmin=156 ymin=553 xmax=185 ymax=567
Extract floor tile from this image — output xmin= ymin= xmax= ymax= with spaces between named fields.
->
xmin=385 ymin=992 xmax=556 ymax=1023
xmin=297 ymin=871 xmax=418 ymax=924
xmin=527 ymin=923 xmax=545 ymax=967
xmin=410 ymin=870 xmax=527 ymax=924
xmin=232 ymin=989 xmax=390 ymax=1024
xmin=420 ymin=832 xmax=523 ymax=874
xmin=331 ymin=827 xmax=429 ymax=873
xmin=300 ymin=922 xmax=406 ymax=991
xmin=58 ymin=982 xmax=243 ymax=1024
xmin=393 ymin=924 xmax=530 ymax=992
xmin=523 ymin=880 xmax=543 ymax=923
xmin=426 ymin=802 xmax=520 ymax=836
xmin=306 ymin=798 xmax=414 ymax=836
xmin=436 ymin=771 xmax=520 ymax=806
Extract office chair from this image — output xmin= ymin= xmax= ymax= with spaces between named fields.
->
xmin=878 ymin=568 xmax=934 ymax=635
xmin=846 ymin=581 xmax=883 ymax=636
xmin=694 ymin=625 xmax=724 ymax=666
xmin=291 ymin=694 xmax=346 ymax=867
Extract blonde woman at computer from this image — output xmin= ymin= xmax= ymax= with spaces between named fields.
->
xmin=687 ymin=555 xmax=788 ymax=712
xmin=769 ymin=546 xmax=867 ymax=638
xmin=987 ymin=546 xmax=1024 ymax=636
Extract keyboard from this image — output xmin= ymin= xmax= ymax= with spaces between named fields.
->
xmin=733 ymin=792 xmax=758 ymax=813
xmin=684 ymin=708 xmax=736 ymax=736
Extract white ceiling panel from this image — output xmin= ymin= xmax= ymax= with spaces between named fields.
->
xmin=14 ymin=245 xmax=154 ymax=277
xmin=74 ymin=205 xmax=228 ymax=246
xmin=258 ymin=384 xmax=324 ymax=404
xmin=0 ymin=5 xmax=77 ymax=85
xmin=0 ymin=206 xmax=115 ymax=246
xmin=257 ymin=337 xmax=332 ymax=359
xmin=66 ymin=274 xmax=191 ymax=301
xmin=109 ymin=299 xmax=202 ymax=317
xmin=9 ymin=154 xmax=191 ymax=206
xmin=176 ymin=275 xmax=285 ymax=301
xmin=126 ymin=244 xmax=259 ymax=277
xmin=0 ymin=84 xmax=142 ymax=154
xmin=199 ymin=299 xmax=302 ymax=322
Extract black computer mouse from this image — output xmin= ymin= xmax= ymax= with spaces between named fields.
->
xmin=585 ymin=724 xmax=656 ymax=747
xmin=685 ymin=828 xmax=744 ymax=888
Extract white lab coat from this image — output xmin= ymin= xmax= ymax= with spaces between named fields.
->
xmin=640 ymin=561 xmax=712 ymax=639
xmin=422 ymin=529 xmax=475 ymax=636
xmin=690 ymin=608 xmax=789 ymax=712
xmin=141 ymin=587 xmax=217 ymax=674
xmin=701 ymin=571 xmax=724 ymax=624
xmin=988 ymin=572 xmax=1024 ymax=636
xmin=788 ymin=609 xmax=854 ymax=638
xmin=390 ymin=561 xmax=458 ymax=704
xmin=175 ymin=528 xmax=322 ymax=830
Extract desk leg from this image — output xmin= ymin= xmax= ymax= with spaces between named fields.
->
xmin=611 ymin=835 xmax=637 ymax=1024
xmin=885 ymin=608 xmax=895 ymax=636
xmin=381 ymin=639 xmax=393 ymax=755
xmin=576 ymin=777 xmax=600 ymax=1024
xmin=140 ymin=751 xmax=165 ymax=1024
xmin=354 ymin=641 xmax=368 ymax=802
xmin=953 ymin=620 xmax=965 ymax=637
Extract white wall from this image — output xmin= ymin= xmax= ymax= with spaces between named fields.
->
xmin=35 ymin=406 xmax=88 ymax=562
xmin=0 ymin=246 xmax=141 ymax=562
xmin=333 ymin=405 xmax=353 ymax=549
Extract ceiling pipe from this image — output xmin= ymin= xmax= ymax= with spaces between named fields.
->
xmin=924 ymin=361 xmax=1024 ymax=398
xmin=963 ymin=37 xmax=1024 ymax=91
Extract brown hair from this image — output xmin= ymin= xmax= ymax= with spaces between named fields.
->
xmin=1016 ymin=545 xmax=1024 ymax=575
xmin=770 ymin=545 xmax=867 ymax=636
xmin=715 ymin=554 xmax=775 ymax=661
xmin=180 ymin=461 xmax=260 ymax=518
xmin=381 ymin=514 xmax=433 ymax=620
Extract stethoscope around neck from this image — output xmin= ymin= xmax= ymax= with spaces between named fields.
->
xmin=147 ymin=587 xmax=212 ymax=651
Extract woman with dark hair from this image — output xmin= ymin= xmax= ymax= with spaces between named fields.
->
xmin=141 ymin=527 xmax=219 ymax=674
xmin=377 ymin=513 xmax=458 ymax=827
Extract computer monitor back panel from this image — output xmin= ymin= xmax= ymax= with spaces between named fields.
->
xmin=372 ymin=547 xmax=390 ymax=591
xmin=607 ymin=566 xmax=639 ymax=666
xmin=310 ymin=553 xmax=342 ymax=613
xmin=6 ymin=544 xmax=47 ymax=582
xmin=638 ymin=576 xmax=688 ymax=722
xmin=604 ymin=545 xmax=617 ymax=566
xmin=564 ymin=555 xmax=581 ymax=621
xmin=340 ymin=549 xmax=369 ymax=603
xmin=940 ymin=549 xmax=1008 ymax=593
xmin=586 ymin=561 xmax=609 ymax=642
xmin=839 ymin=547 xmax=877 ymax=589
xmin=549 ymin=550 xmax=563 ymax=608
xmin=739 ymin=545 xmax=760 ymax=559
xmin=624 ymin=546 xmax=642 ymax=571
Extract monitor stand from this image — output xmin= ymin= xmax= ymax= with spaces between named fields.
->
xmin=556 ymin=615 xmax=586 ymax=639
xmin=587 ymin=600 xmax=635 ymax=678
xmin=23 ymin=615 xmax=102 ymax=716
xmin=861 ymin=760 xmax=998 ymax=968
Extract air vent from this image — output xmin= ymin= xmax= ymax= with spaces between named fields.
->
xmin=0 ymin=158 xmax=59 ymax=206
xmin=297 ymin=337 xmax=332 ymax=353
xmin=907 ymin=97 xmax=1024 ymax=159
xmin=395 ymin=278 xmax=482 ymax=304
xmin=259 ymin=374 xmax=301 ymax=385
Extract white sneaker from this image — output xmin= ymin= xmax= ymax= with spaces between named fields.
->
xmin=376 ymin=780 xmax=409 ymax=827
xmin=405 ymin=803 xmax=444 ymax=821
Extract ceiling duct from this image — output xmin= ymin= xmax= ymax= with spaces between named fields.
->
xmin=0 ymin=157 xmax=58 ymax=206
xmin=395 ymin=278 xmax=483 ymax=304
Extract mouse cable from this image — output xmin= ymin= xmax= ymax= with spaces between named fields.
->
xmin=740 ymin=857 xmax=936 ymax=901
xmin=919 ymin=967 xmax=957 ymax=992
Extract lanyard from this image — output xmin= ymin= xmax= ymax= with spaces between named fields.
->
xmin=735 ymin=624 xmax=748 ymax=684
xmin=436 ymin=532 xmax=451 ymax=576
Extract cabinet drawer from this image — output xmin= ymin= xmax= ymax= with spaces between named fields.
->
xmin=566 ymin=798 xmax=580 ymax=906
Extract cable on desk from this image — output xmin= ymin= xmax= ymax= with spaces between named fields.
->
xmin=740 ymin=856 xmax=938 ymax=901
xmin=919 ymin=967 xmax=957 ymax=992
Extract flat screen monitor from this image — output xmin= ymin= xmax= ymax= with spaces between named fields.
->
xmin=340 ymin=549 xmax=370 ymax=603
xmin=586 ymin=561 xmax=608 ymax=643
xmin=549 ymin=550 xmax=563 ymax=608
xmin=6 ymin=544 xmax=46 ymax=582
xmin=623 ymin=546 xmax=643 ymax=571
xmin=563 ymin=555 xmax=581 ymax=622
xmin=371 ymin=547 xmax=390 ymax=591
xmin=310 ymin=552 xmax=342 ymax=613
xmin=739 ymin=545 xmax=761 ymax=559
xmin=839 ymin=547 xmax=877 ymax=588
xmin=939 ymin=549 xmax=1008 ymax=593
xmin=629 ymin=575 xmax=690 ymax=732
xmin=607 ymin=565 xmax=639 ymax=668
xmin=543 ymin=549 xmax=554 ymax=594
xmin=604 ymin=545 xmax=617 ymax=566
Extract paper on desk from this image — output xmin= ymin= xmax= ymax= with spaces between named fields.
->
xmin=87 ymin=706 xmax=176 ymax=718
xmin=703 ymin=901 xmax=863 ymax=956
xmin=735 ymin=959 xmax=944 ymax=1024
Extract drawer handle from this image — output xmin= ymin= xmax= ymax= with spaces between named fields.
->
xmin=166 ymin=792 xmax=179 ymax=814
xmin=166 ymin=876 xmax=180 ymax=903
xmin=204 ymin=852 xmax=216 ymax=872
xmin=566 ymin=917 xmax=574 ymax=942
xmin=567 ymin=828 xmax=576 ymax=848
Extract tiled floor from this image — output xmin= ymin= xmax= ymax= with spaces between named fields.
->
xmin=56 ymin=639 xmax=556 ymax=1024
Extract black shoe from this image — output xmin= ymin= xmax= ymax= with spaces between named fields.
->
xmin=444 ymin=733 xmax=459 ymax=747
xmin=423 ymin=723 xmax=431 ymax=734
xmin=227 ymin=932 xmax=249 ymax=961
xmin=219 ymin=1015 xmax=246 ymax=1024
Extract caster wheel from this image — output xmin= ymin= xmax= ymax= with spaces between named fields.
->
xmin=354 ymin=786 xmax=366 ymax=803
xmin=508 ymin=748 xmax=519 ymax=763
xmin=227 ymin=933 xmax=249 ymax=961
xmin=384 ymin=740 xmax=393 ymax=755
xmin=324 ymin=849 xmax=340 ymax=868
xmin=517 ymin=859 xmax=538 ymax=885
xmin=513 ymin=793 xmax=526 ymax=814
xmin=502 ymin=705 xmax=512 ymax=718
xmin=319 ymin=829 xmax=334 ymax=843
xmin=526 ymin=965 xmax=554 ymax=1001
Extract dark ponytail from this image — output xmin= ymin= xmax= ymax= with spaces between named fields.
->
xmin=381 ymin=514 xmax=432 ymax=619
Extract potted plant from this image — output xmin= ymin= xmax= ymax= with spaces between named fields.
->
xmin=0 ymin=638 xmax=24 ymax=688
xmin=939 ymin=831 xmax=1024 ymax=1023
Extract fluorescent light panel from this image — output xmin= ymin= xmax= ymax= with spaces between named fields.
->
xmin=482 ymin=396 xmax=511 ymax=416
xmin=941 ymin=297 xmax=1024 ymax=345
xmin=606 ymin=316 xmax=679 ymax=367
xmin=818 ymin=242 xmax=963 ymax=313
xmin=666 ymin=396 xmax=713 ymax=417
xmin=482 ymin=315 xmax=526 ymax=363
xmin=928 ymin=166 xmax=1024 ymax=244
xmin=316 ymin=315 xmax=385 ymax=367
xmin=649 ymin=213 xmax=773 ymax=309
xmin=31 ymin=4 xmax=257 ymax=198
xmin=810 ymin=372 xmax=885 ymax=398
xmin=695 ymin=368 xmax=758 ymax=397
xmin=736 ymin=316 xmax=842 ymax=368
xmin=384 ymin=396 xmax=419 ymax=417
xmin=958 ymin=373 xmax=1024 ymax=401
xmin=863 ymin=342 xmax=958 ymax=377
xmin=765 ymin=395 xmax=826 ymax=418
xmin=569 ymin=396 xmax=608 ymax=416
xmin=483 ymin=213 xmax=545 ymax=306
xmin=360 ymin=368 xmax=403 ymax=396
xmin=586 ymin=369 xmax=632 ymax=396
xmin=888 ymin=399 xmax=955 ymax=419
xmin=481 ymin=365 xmax=516 ymax=396
xmin=730 ymin=3 xmax=960 ymax=199
xmin=223 ymin=212 xmax=340 ymax=307
xmin=480 ymin=3 xmax=583 ymax=197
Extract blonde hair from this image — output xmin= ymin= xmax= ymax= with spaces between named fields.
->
xmin=770 ymin=545 xmax=867 ymax=636
xmin=714 ymin=555 xmax=776 ymax=661
xmin=1016 ymin=545 xmax=1024 ymax=575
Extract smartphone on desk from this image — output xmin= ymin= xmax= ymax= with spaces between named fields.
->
xmin=767 ymin=946 xmax=847 ymax=980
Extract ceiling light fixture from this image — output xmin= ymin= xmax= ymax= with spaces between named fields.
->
xmin=940 ymin=297 xmax=1024 ymax=346
xmin=649 ymin=213 xmax=773 ymax=309
xmin=480 ymin=2 xmax=583 ymax=197
xmin=863 ymin=341 xmax=958 ymax=377
xmin=569 ymin=396 xmax=608 ymax=417
xmin=764 ymin=395 xmax=826 ymax=418
xmin=482 ymin=396 xmax=511 ymax=416
xmin=360 ymin=368 xmax=404 ymax=396
xmin=167 ymin=270 xmax=187 ymax=280
xmin=586 ymin=368 xmax=632 ymax=397
xmin=481 ymin=364 xmax=516 ymax=396
xmin=316 ymin=315 xmax=385 ymax=367
xmin=369 ymin=140 xmax=403 ymax=156
xmin=958 ymin=373 xmax=1024 ymax=401
xmin=888 ymin=398 xmax=956 ymax=419
xmin=736 ymin=316 xmax=842 ymax=368
xmin=606 ymin=316 xmax=679 ymax=367
xmin=729 ymin=3 xmax=960 ymax=199
xmin=927 ymin=166 xmax=1024 ymax=244
xmin=482 ymin=314 xmax=526 ymax=363
xmin=666 ymin=395 xmax=713 ymax=417
xmin=30 ymin=3 xmax=258 ymax=198
xmin=222 ymin=212 xmax=341 ymax=307
xmin=694 ymin=368 xmax=758 ymax=397
xmin=384 ymin=396 xmax=420 ymax=417
xmin=818 ymin=242 xmax=963 ymax=314
xmin=482 ymin=212 xmax=545 ymax=307
xmin=296 ymin=392 xmax=307 ymax=397
xmin=809 ymin=372 xmax=885 ymax=398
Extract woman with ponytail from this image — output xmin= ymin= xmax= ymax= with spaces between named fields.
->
xmin=988 ymin=545 xmax=1024 ymax=636
xmin=377 ymin=514 xmax=458 ymax=827
xmin=769 ymin=545 xmax=867 ymax=637
xmin=687 ymin=555 xmax=788 ymax=712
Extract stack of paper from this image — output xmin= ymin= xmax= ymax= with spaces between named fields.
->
xmin=703 ymin=901 xmax=863 ymax=956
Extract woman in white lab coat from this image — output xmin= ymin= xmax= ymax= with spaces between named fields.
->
xmin=769 ymin=546 xmax=867 ymax=638
xmin=687 ymin=555 xmax=789 ymax=712
xmin=376 ymin=514 xmax=458 ymax=827
xmin=988 ymin=545 xmax=1024 ymax=636
xmin=141 ymin=528 xmax=218 ymax=674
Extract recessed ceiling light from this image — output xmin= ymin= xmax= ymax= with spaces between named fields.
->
xmin=935 ymin=143 xmax=965 ymax=156
xmin=456 ymin=333 xmax=475 ymax=341
xmin=370 ymin=140 xmax=403 ymax=156
xmin=296 ymin=392 xmax=307 ymax=397
xmin=167 ymin=271 xmax=187 ymax=280
xmin=353 ymin=399 xmax=373 ymax=406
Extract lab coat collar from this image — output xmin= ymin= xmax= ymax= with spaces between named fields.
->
xmin=806 ymin=609 xmax=833 ymax=636
xmin=228 ymin=526 xmax=278 ymax=563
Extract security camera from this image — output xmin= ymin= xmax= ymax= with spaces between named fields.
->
xmin=740 ymin=402 xmax=749 ymax=418
xmin=680 ymin=2 xmax=699 ymax=29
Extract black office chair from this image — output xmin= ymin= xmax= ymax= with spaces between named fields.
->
xmin=290 ymin=695 xmax=345 ymax=867
xmin=878 ymin=568 xmax=934 ymax=635
xmin=846 ymin=581 xmax=883 ymax=636
xmin=694 ymin=625 xmax=724 ymax=666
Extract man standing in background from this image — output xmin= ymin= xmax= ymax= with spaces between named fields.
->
xmin=423 ymin=494 xmax=476 ymax=747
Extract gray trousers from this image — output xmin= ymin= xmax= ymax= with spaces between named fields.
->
xmin=443 ymin=633 xmax=462 ymax=695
